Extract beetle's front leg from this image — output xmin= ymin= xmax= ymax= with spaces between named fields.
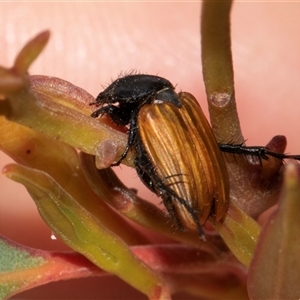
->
xmin=91 ymin=105 xmax=130 ymax=126
xmin=111 ymin=114 xmax=139 ymax=166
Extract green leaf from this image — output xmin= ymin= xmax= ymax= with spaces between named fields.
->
xmin=215 ymin=201 xmax=260 ymax=267
xmin=0 ymin=235 xmax=108 ymax=299
xmin=3 ymin=164 xmax=167 ymax=298
xmin=0 ymin=237 xmax=45 ymax=299
xmin=0 ymin=31 xmax=134 ymax=167
xmin=0 ymin=115 xmax=145 ymax=245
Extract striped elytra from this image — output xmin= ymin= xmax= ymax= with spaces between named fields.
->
xmin=137 ymin=92 xmax=230 ymax=231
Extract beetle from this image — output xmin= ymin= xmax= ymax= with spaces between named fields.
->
xmin=90 ymin=74 xmax=300 ymax=236
xmin=136 ymin=92 xmax=230 ymax=235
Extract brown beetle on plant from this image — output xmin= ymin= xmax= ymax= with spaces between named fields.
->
xmin=91 ymin=73 xmax=300 ymax=237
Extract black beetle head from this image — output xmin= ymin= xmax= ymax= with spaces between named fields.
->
xmin=94 ymin=74 xmax=181 ymax=108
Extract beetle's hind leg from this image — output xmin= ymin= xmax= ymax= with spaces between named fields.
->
xmin=135 ymin=155 xmax=205 ymax=239
xmin=219 ymin=143 xmax=300 ymax=162
xmin=158 ymin=184 xmax=206 ymax=239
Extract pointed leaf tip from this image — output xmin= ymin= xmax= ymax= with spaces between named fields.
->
xmin=14 ymin=30 xmax=50 ymax=74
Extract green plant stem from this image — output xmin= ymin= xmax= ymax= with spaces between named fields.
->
xmin=201 ymin=0 xmax=243 ymax=144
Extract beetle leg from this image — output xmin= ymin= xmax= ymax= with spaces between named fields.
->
xmin=134 ymin=154 xmax=157 ymax=193
xmin=219 ymin=143 xmax=300 ymax=162
xmin=157 ymin=182 xmax=206 ymax=239
xmin=91 ymin=105 xmax=132 ymax=126
xmin=111 ymin=112 xmax=139 ymax=166
xmin=135 ymin=157 xmax=185 ymax=228
xmin=161 ymin=173 xmax=187 ymax=187
xmin=160 ymin=193 xmax=186 ymax=230
xmin=91 ymin=105 xmax=139 ymax=166
xmin=91 ymin=105 xmax=111 ymax=118
xmin=135 ymin=152 xmax=205 ymax=238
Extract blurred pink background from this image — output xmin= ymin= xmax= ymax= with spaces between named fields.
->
xmin=1 ymin=2 xmax=300 ymax=299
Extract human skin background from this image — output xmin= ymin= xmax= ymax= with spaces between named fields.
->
xmin=1 ymin=2 xmax=300 ymax=299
